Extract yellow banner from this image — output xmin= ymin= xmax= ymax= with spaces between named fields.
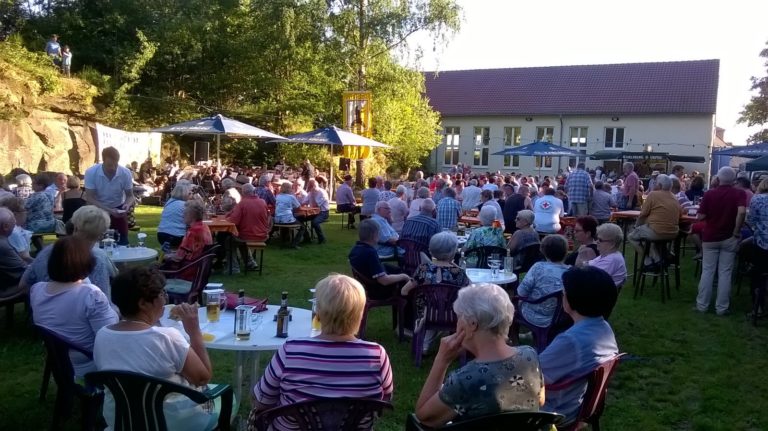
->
xmin=342 ymin=91 xmax=373 ymax=159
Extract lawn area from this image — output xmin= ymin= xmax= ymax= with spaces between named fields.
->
xmin=1 ymin=205 xmax=768 ymax=430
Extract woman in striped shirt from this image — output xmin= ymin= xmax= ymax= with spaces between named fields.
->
xmin=252 ymin=274 xmax=393 ymax=430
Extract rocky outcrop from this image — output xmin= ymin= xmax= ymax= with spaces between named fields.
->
xmin=0 ymin=111 xmax=96 ymax=175
xmin=0 ymin=48 xmax=100 ymax=176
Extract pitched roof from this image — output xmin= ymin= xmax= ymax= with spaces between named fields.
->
xmin=423 ymin=60 xmax=719 ymax=117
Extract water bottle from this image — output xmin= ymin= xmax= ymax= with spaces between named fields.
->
xmin=459 ymin=251 xmax=467 ymax=270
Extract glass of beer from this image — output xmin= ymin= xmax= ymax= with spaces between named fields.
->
xmin=310 ymin=299 xmax=321 ymax=335
xmin=203 ymin=289 xmax=226 ymax=323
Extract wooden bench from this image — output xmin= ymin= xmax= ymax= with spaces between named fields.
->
xmin=272 ymin=223 xmax=303 ymax=245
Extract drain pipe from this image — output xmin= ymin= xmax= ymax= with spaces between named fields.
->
xmin=558 ymin=114 xmax=565 ymax=173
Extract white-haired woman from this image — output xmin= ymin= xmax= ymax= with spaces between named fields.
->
xmin=157 ymin=182 xmax=193 ymax=247
xmin=13 ymin=174 xmax=33 ymax=200
xmin=415 ymin=283 xmax=544 ymax=428
xmin=253 ymin=274 xmax=393 ymax=430
xmin=408 ymin=186 xmax=431 ymax=219
xmin=19 ymin=205 xmax=116 ymax=298
xmin=462 ymin=206 xmax=505 ymax=266
xmin=389 ymin=185 xmax=409 ymax=233
xmin=587 ymin=223 xmax=627 ymax=288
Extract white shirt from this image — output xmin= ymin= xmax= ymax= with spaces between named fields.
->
xmin=533 ymin=195 xmax=565 ymax=233
xmin=84 ymin=164 xmax=133 ymax=208
xmin=461 ymin=185 xmax=482 ymax=210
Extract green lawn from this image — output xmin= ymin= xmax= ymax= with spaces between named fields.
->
xmin=1 ymin=205 xmax=767 ymax=430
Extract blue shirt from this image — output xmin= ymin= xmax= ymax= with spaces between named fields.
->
xmin=21 ymin=244 xmax=117 ymax=300
xmin=157 ymin=198 xmax=187 ymax=237
xmin=539 ymin=317 xmax=618 ymax=424
xmin=274 ymin=193 xmax=299 ymax=223
xmin=255 ymin=186 xmax=276 ymax=207
xmin=401 ymin=213 xmax=440 ymax=249
xmin=517 ymin=261 xmax=568 ymax=327
xmin=348 ymin=241 xmax=386 ymax=280
xmin=565 ymin=169 xmax=592 ymax=204
xmin=372 ymin=214 xmax=399 ymax=257
xmin=84 ymin=164 xmax=133 ymax=208
xmin=748 ymin=193 xmax=768 ymax=250
xmin=360 ymin=188 xmax=380 ymax=216
xmin=436 ymin=197 xmax=461 ymax=230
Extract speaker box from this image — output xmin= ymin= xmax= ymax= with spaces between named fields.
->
xmin=339 ymin=157 xmax=351 ymax=171
xmin=193 ymin=141 xmax=210 ymax=162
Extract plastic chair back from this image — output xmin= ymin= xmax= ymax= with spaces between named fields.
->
xmin=160 ymin=251 xmax=217 ymax=305
xmin=405 ymin=410 xmax=563 ymax=431
xmin=513 ymin=291 xmax=572 ymax=352
xmin=398 ymin=238 xmax=430 ymax=276
xmin=547 ymin=353 xmax=626 ymax=431
xmin=411 ymin=283 xmax=461 ymax=366
xmin=248 ymin=397 xmax=393 ymax=431
xmin=464 ymin=246 xmax=508 ymax=269
xmin=35 ymin=325 xmax=99 ymax=429
xmin=515 ymin=243 xmax=544 ymax=274
xmin=85 ymin=370 xmax=233 ymax=431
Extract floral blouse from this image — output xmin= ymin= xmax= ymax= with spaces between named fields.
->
xmin=464 ymin=226 xmax=506 ymax=267
xmin=25 ymin=192 xmax=56 ymax=233
xmin=412 ymin=262 xmax=470 ymax=322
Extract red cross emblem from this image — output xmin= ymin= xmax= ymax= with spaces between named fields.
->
xmin=540 ymin=201 xmax=551 ymax=210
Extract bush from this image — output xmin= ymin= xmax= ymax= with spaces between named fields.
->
xmin=0 ymin=34 xmax=61 ymax=95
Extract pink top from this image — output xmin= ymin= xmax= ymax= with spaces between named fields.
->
xmin=623 ymin=171 xmax=639 ymax=197
xmin=588 ymin=251 xmax=627 ymax=288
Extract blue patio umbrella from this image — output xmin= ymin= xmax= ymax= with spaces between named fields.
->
xmin=712 ymin=141 xmax=768 ymax=158
xmin=150 ymin=114 xmax=287 ymax=162
xmin=278 ymin=125 xmax=390 ymax=149
xmin=491 ymin=141 xmax=584 ymax=157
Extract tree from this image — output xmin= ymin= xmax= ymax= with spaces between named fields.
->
xmin=739 ymin=40 xmax=768 ymax=143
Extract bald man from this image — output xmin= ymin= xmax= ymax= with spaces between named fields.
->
xmin=0 ymin=208 xmax=28 ymax=290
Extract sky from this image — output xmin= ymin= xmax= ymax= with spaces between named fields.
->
xmin=404 ymin=0 xmax=768 ymax=146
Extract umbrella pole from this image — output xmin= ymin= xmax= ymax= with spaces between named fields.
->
xmin=329 ymin=145 xmax=334 ymax=201
xmin=216 ymin=135 xmax=221 ymax=165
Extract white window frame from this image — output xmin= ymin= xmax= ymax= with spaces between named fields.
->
xmin=569 ymin=127 xmax=588 ymax=167
xmin=503 ymin=126 xmax=521 ymax=168
xmin=604 ymin=127 xmax=625 ymax=148
xmin=535 ymin=127 xmax=554 ymax=169
xmin=443 ymin=126 xmax=460 ymax=166
xmin=473 ymin=126 xmax=490 ymax=167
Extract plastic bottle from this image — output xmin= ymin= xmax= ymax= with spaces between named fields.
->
xmin=459 ymin=251 xmax=467 ymax=270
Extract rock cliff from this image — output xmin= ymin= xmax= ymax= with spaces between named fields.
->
xmin=0 ymin=49 xmax=100 ymax=175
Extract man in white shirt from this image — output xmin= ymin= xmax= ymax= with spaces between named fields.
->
xmin=84 ymin=147 xmax=135 ymax=245
xmin=461 ymin=179 xmax=482 ymax=211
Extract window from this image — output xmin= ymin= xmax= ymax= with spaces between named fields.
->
xmin=473 ymin=127 xmax=490 ymax=167
xmin=569 ymin=127 xmax=588 ymax=167
xmin=604 ymin=127 xmax=624 ymax=148
xmin=443 ymin=127 xmax=460 ymax=166
xmin=535 ymin=126 xmax=554 ymax=168
xmin=503 ymin=126 xmax=521 ymax=168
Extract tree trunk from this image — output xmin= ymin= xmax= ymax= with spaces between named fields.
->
xmin=355 ymin=159 xmax=365 ymax=188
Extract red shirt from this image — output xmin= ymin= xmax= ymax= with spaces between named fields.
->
xmin=227 ymin=195 xmax=270 ymax=241
xmin=698 ymin=185 xmax=747 ymax=242
xmin=176 ymin=220 xmax=213 ymax=280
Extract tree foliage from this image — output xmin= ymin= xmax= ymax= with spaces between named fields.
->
xmin=15 ymin=0 xmax=461 ymax=172
xmin=739 ymin=40 xmax=768 ymax=143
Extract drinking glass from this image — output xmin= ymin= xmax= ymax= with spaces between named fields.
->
xmin=235 ymin=305 xmax=255 ymax=340
xmin=203 ymin=289 xmax=226 ymax=323
xmin=137 ymin=232 xmax=147 ymax=248
xmin=488 ymin=253 xmax=501 ymax=279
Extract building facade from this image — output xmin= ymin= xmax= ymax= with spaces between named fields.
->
xmin=424 ymin=60 xmax=720 ymax=176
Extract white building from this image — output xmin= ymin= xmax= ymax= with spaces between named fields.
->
xmin=423 ymin=60 xmax=721 ymax=177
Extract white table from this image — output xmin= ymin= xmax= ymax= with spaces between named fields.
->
xmin=110 ymin=247 xmax=158 ymax=267
xmin=161 ymin=305 xmax=313 ymax=406
xmin=466 ymin=268 xmax=518 ymax=285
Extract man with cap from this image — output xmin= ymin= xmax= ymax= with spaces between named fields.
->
xmin=336 ymin=174 xmax=360 ymax=229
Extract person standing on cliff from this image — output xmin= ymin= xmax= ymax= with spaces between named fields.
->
xmin=45 ymin=34 xmax=62 ymax=66
xmin=84 ymin=147 xmax=135 ymax=246
xmin=61 ymin=45 xmax=72 ymax=77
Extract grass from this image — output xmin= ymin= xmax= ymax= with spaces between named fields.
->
xmin=2 ymin=205 xmax=768 ymax=430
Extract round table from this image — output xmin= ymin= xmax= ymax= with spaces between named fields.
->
xmin=465 ymin=268 xmax=518 ymax=285
xmin=109 ymin=247 xmax=158 ymax=267
xmin=161 ymin=305 xmax=313 ymax=406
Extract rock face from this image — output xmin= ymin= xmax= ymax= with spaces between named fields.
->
xmin=0 ymin=111 xmax=97 ymax=175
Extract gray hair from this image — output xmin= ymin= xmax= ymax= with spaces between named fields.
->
xmin=358 ymin=218 xmax=379 ymax=242
xmin=597 ymin=223 xmax=623 ymax=249
xmin=443 ymin=187 xmax=456 ymax=198
xmin=15 ymin=174 xmax=32 ymax=187
xmin=517 ymin=209 xmax=534 ymax=225
xmin=469 ymin=179 xmax=478 ymax=186
xmin=0 ymin=207 xmax=14 ymax=226
xmin=416 ymin=186 xmax=430 ymax=199
xmin=375 ymin=200 xmax=390 ymax=211
xmin=429 ymin=231 xmax=459 ymax=261
xmin=717 ymin=166 xmax=736 ymax=185
xmin=478 ymin=205 xmax=497 ymax=226
xmin=623 ymin=162 xmax=634 ymax=171
xmin=453 ymin=283 xmax=515 ymax=336
xmin=170 ymin=182 xmax=192 ymax=200
xmin=656 ymin=174 xmax=672 ymax=191
xmin=184 ymin=199 xmax=205 ymax=221
xmin=258 ymin=174 xmax=271 ymax=187
xmin=420 ymin=198 xmax=436 ymax=213
xmin=395 ymin=185 xmax=407 ymax=196
xmin=241 ymin=183 xmax=255 ymax=196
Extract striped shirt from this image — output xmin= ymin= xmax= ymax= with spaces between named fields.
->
xmin=253 ymin=338 xmax=393 ymax=431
